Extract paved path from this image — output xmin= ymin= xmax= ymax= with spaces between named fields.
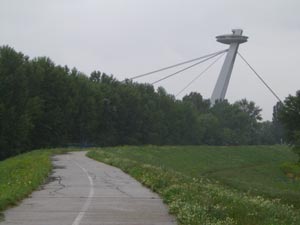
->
xmin=1 ymin=152 xmax=177 ymax=225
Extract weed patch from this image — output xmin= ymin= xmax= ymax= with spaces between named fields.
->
xmin=281 ymin=162 xmax=300 ymax=179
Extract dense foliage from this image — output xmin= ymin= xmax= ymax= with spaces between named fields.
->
xmin=0 ymin=46 xmax=281 ymax=159
xmin=279 ymin=91 xmax=300 ymax=160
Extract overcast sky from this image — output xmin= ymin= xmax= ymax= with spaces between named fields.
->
xmin=1 ymin=0 xmax=299 ymax=120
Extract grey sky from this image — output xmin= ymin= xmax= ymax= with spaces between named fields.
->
xmin=1 ymin=0 xmax=299 ymax=120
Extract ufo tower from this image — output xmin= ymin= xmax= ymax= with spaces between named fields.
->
xmin=210 ymin=29 xmax=248 ymax=104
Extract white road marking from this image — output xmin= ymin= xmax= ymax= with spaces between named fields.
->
xmin=70 ymin=157 xmax=94 ymax=225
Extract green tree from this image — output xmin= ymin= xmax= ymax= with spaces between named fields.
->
xmin=210 ymin=100 xmax=247 ymax=144
xmin=279 ymin=91 xmax=300 ymax=161
xmin=182 ymin=92 xmax=210 ymax=113
xmin=272 ymin=102 xmax=285 ymax=144
xmin=235 ymin=99 xmax=262 ymax=121
xmin=234 ymin=99 xmax=262 ymax=144
xmin=257 ymin=121 xmax=276 ymax=145
xmin=89 ymin=71 xmax=101 ymax=83
xmin=0 ymin=46 xmax=34 ymax=158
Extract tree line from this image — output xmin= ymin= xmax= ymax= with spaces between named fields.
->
xmin=0 ymin=46 xmax=287 ymax=160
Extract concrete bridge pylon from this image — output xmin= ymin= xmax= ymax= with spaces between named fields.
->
xmin=211 ymin=29 xmax=248 ymax=104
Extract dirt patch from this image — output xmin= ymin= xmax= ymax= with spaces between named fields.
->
xmin=285 ymin=172 xmax=300 ymax=180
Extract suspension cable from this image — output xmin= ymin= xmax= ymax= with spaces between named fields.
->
xmin=151 ymin=50 xmax=226 ymax=85
xmin=126 ymin=49 xmax=228 ymax=81
xmin=175 ymin=52 xmax=225 ymax=97
xmin=237 ymin=52 xmax=282 ymax=103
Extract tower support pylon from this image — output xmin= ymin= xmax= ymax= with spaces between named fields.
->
xmin=211 ymin=29 xmax=248 ymax=104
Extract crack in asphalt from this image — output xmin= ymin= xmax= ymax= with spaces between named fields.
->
xmin=103 ymin=171 xmax=133 ymax=197
xmin=49 ymin=176 xmax=66 ymax=196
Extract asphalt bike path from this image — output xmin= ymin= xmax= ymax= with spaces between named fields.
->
xmin=1 ymin=151 xmax=176 ymax=225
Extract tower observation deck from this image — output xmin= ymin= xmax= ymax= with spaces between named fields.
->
xmin=211 ymin=29 xmax=248 ymax=104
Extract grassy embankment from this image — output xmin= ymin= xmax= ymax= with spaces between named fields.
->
xmin=87 ymin=146 xmax=300 ymax=225
xmin=0 ymin=150 xmax=52 ymax=218
xmin=0 ymin=149 xmax=71 ymax=219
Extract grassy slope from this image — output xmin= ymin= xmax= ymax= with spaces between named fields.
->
xmin=0 ymin=148 xmax=85 ymax=220
xmin=0 ymin=150 xmax=55 ymax=219
xmin=87 ymin=146 xmax=300 ymax=225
